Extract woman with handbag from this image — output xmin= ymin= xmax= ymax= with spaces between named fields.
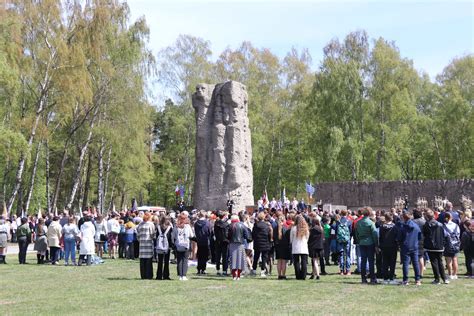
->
xmin=443 ymin=212 xmax=461 ymax=280
xmin=94 ymin=215 xmax=108 ymax=258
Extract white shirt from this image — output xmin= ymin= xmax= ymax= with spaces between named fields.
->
xmin=290 ymin=226 xmax=309 ymax=255
xmin=107 ymin=218 xmax=120 ymax=234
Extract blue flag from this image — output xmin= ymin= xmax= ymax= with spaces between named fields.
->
xmin=305 ymin=182 xmax=315 ymax=198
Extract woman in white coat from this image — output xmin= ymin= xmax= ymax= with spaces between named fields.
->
xmin=79 ymin=216 xmax=96 ymax=266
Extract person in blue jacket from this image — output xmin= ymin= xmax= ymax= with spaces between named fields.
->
xmin=397 ymin=211 xmax=422 ymax=286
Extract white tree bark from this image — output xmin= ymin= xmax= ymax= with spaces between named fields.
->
xmin=96 ymin=138 xmax=106 ymax=214
xmin=24 ymin=141 xmax=42 ymax=213
xmin=65 ymin=119 xmax=96 ymax=211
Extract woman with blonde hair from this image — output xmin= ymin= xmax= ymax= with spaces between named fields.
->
xmin=291 ymin=214 xmax=310 ymax=280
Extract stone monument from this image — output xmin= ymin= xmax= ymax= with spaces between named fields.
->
xmin=192 ymin=81 xmax=254 ymax=212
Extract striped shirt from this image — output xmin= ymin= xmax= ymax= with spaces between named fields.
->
xmin=137 ymin=222 xmax=156 ymax=259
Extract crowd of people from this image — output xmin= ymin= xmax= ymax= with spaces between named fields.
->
xmin=0 ymin=200 xmax=472 ymax=286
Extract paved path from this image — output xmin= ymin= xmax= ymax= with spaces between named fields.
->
xmin=5 ymin=243 xmax=35 ymax=255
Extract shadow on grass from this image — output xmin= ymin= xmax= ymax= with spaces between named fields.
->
xmin=340 ymin=281 xmax=379 ymax=285
xmin=106 ymin=277 xmax=142 ymax=281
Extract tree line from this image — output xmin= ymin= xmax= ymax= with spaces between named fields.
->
xmin=154 ymin=33 xmax=473 ymax=208
xmin=1 ymin=1 xmax=472 ymax=214
xmin=1 ymin=1 xmax=154 ymax=215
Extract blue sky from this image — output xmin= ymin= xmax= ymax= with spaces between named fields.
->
xmin=127 ymin=0 xmax=473 ymax=79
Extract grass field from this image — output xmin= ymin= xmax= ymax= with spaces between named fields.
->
xmin=0 ymin=252 xmax=472 ymax=315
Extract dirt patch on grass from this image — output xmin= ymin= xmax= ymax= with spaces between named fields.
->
xmin=0 ymin=301 xmax=15 ymax=305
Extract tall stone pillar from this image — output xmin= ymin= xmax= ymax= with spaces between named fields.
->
xmin=192 ymin=81 xmax=254 ymax=212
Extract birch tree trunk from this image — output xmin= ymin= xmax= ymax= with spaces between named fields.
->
xmin=7 ymin=98 xmax=47 ymax=213
xmin=65 ymin=125 xmax=95 ymax=210
xmin=1 ymin=159 xmax=11 ymax=207
xmin=24 ymin=141 xmax=42 ymax=213
xmin=96 ymin=139 xmax=105 ymax=214
xmin=45 ymin=140 xmax=51 ymax=213
xmin=103 ymin=146 xmax=112 ymax=211
xmin=82 ymin=151 xmax=93 ymax=212
xmin=50 ymin=142 xmax=70 ymax=214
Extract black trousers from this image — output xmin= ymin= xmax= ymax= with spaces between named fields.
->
xmin=293 ymin=254 xmax=308 ymax=280
xmin=140 ymin=258 xmax=153 ymax=279
xmin=118 ymin=241 xmax=125 ymax=258
xmin=381 ymin=247 xmax=397 ymax=280
xmin=133 ymin=240 xmax=139 ymax=258
xmin=253 ymin=250 xmax=269 ymax=271
xmin=156 ymin=251 xmax=170 ymax=280
xmin=319 ymin=253 xmax=326 ymax=273
xmin=177 ymin=251 xmax=189 ymax=277
xmin=376 ymin=251 xmax=383 ymax=277
xmin=466 ymin=251 xmax=473 ymax=276
xmin=197 ymin=244 xmax=209 ymax=272
xmin=324 ymin=239 xmax=330 ymax=264
xmin=209 ymin=238 xmax=216 ymax=264
xmin=78 ymin=254 xmax=92 ymax=266
xmin=215 ymin=242 xmax=229 ymax=272
xmin=18 ymin=237 xmax=28 ymax=264
xmin=427 ymin=251 xmax=447 ymax=282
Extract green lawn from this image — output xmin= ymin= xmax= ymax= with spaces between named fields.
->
xmin=0 ymin=252 xmax=472 ymax=315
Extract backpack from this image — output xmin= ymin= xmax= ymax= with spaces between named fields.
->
xmin=156 ymin=226 xmax=171 ymax=254
xmin=444 ymin=224 xmax=460 ymax=254
xmin=176 ymin=227 xmax=190 ymax=251
xmin=336 ymin=222 xmax=350 ymax=244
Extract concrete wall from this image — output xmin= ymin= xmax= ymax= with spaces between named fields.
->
xmin=315 ymin=179 xmax=474 ymax=210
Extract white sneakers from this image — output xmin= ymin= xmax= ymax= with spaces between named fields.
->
xmin=260 ymin=271 xmax=267 ymax=278
xmin=448 ymin=275 xmax=458 ymax=280
xmin=179 ymin=276 xmax=188 ymax=281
